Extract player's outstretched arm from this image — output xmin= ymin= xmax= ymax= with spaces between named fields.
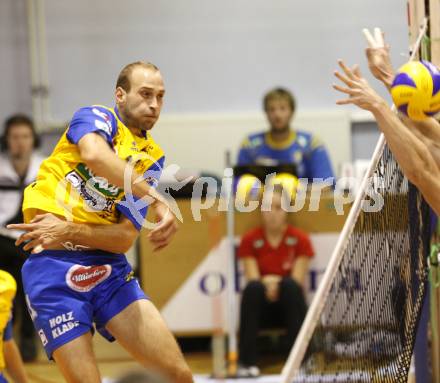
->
xmin=9 ymin=213 xmax=138 ymax=254
xmin=4 ymin=339 xmax=28 ymax=383
xmin=333 ymin=60 xmax=440 ymax=215
xmin=78 ymin=132 xmax=177 ymax=248
xmin=364 ymin=28 xmax=440 ymax=154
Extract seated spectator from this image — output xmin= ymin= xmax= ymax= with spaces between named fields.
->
xmin=237 ymin=186 xmax=314 ymax=377
xmin=237 ymin=88 xmax=334 ymax=181
xmin=0 ymin=115 xmax=43 ymax=361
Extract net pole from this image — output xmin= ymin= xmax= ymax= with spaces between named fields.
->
xmin=281 ymin=18 xmax=428 ymax=383
xmin=225 ymin=151 xmax=238 ymax=376
xmin=209 ymin=208 xmax=227 ymax=379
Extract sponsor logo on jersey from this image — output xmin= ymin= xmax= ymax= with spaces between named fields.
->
xmin=48 ymin=311 xmax=80 ymax=340
xmin=65 ymin=163 xmax=121 ymax=213
xmin=66 ymin=265 xmax=112 ymax=292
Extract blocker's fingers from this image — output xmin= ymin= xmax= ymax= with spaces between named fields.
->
xmin=374 ymin=27 xmax=384 ymax=46
xmin=338 ymin=60 xmax=357 ymax=80
xmin=333 ymin=84 xmax=357 ymax=95
xmin=352 ymin=64 xmax=362 ymax=78
xmin=363 ymin=28 xmax=377 ymax=48
xmin=334 ymin=70 xmax=356 ymax=87
xmin=336 ymin=98 xmax=356 ymax=106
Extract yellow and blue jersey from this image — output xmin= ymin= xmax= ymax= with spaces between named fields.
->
xmin=237 ymin=130 xmax=334 ymax=180
xmin=0 ymin=270 xmax=16 ymax=372
xmin=23 ymin=105 xmax=165 ymax=230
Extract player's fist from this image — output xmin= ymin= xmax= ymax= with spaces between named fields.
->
xmin=148 ymin=200 xmax=178 ymax=251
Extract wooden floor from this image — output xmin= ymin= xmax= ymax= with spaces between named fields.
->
xmin=18 ymin=335 xmax=284 ymax=382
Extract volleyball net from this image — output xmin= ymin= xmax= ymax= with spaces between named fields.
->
xmin=281 ymin=2 xmax=434 ymax=382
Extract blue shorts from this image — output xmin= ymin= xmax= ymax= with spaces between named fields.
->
xmin=0 ymin=373 xmax=7 ymax=383
xmin=22 ymin=250 xmax=147 ymax=359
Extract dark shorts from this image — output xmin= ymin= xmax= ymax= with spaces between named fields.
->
xmin=22 ymin=249 xmax=147 ymax=359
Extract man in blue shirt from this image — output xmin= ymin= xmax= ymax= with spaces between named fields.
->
xmin=237 ymin=88 xmax=334 ymax=181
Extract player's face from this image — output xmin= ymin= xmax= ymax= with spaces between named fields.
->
xmin=261 ymin=192 xmax=288 ymax=231
xmin=117 ymin=67 xmax=165 ymax=132
xmin=7 ymin=124 xmax=35 ymax=158
xmin=265 ymin=98 xmax=293 ymax=133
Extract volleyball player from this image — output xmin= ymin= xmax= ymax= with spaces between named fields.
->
xmin=8 ymin=62 xmax=192 ymax=383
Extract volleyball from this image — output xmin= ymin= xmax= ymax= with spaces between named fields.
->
xmin=391 ymin=60 xmax=440 ymax=121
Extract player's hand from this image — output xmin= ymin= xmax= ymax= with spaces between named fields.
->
xmin=333 ymin=60 xmax=385 ymax=112
xmin=7 ymin=213 xmax=68 ymax=253
xmin=363 ymin=28 xmax=395 ymax=89
xmin=262 ymin=275 xmax=281 ymax=302
xmin=148 ymin=200 xmax=178 ymax=251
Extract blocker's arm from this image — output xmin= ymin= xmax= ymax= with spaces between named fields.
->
xmin=371 ymin=101 xmax=440 ymax=215
xmin=363 ymin=27 xmax=440 ymax=166
xmin=333 ymin=60 xmax=440 ymax=215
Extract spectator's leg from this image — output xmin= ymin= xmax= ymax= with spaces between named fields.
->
xmin=238 ymin=280 xmax=266 ymax=366
xmin=278 ymin=277 xmax=307 ymax=352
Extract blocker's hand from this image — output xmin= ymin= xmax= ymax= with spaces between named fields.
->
xmin=148 ymin=200 xmax=178 ymax=252
xmin=363 ymin=27 xmax=395 ymax=88
xmin=333 ymin=60 xmax=385 ymax=112
xmin=7 ymin=213 xmax=68 ymax=253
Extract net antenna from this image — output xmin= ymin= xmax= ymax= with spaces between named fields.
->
xmin=281 ymin=14 xmax=429 ymax=383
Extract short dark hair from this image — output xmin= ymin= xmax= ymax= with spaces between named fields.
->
xmin=263 ymin=87 xmax=296 ymax=112
xmin=1 ymin=114 xmax=40 ymax=151
xmin=116 ymin=61 xmax=160 ymax=92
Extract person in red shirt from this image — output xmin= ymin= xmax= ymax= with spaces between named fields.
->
xmin=237 ymin=186 xmax=314 ymax=377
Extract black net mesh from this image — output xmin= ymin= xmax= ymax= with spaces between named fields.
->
xmin=293 ymin=145 xmax=432 ymax=383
